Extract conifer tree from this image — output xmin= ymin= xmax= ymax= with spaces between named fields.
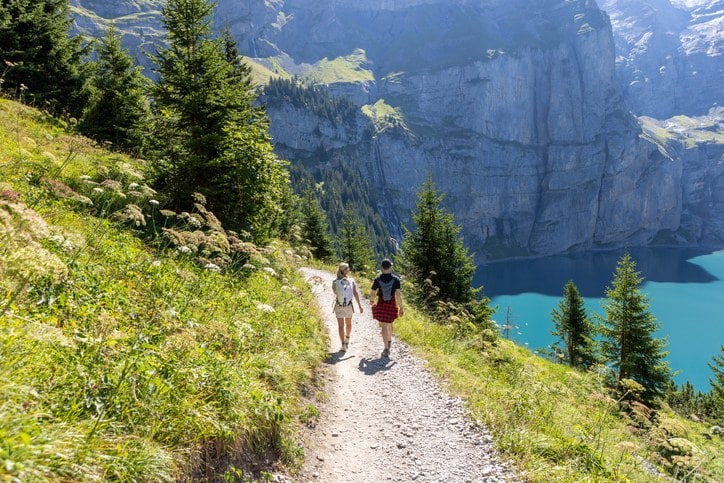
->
xmin=0 ymin=0 xmax=90 ymax=117
xmin=600 ymin=252 xmax=672 ymax=403
xmin=79 ymin=27 xmax=150 ymax=154
xmin=551 ymin=280 xmax=598 ymax=369
xmin=150 ymin=0 xmax=287 ymax=240
xmin=399 ymin=177 xmax=478 ymax=306
xmin=301 ymin=187 xmax=334 ymax=261
xmin=709 ymin=346 xmax=723 ymax=417
xmin=337 ymin=207 xmax=373 ymax=274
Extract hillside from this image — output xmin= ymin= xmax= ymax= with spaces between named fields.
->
xmin=0 ymin=98 xmax=329 ymax=480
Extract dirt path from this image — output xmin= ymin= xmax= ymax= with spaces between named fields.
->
xmin=295 ymin=268 xmax=515 ymax=482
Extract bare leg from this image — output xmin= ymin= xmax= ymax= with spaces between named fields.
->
xmin=380 ymin=322 xmax=392 ymax=355
xmin=344 ymin=318 xmax=352 ymax=341
xmin=337 ymin=318 xmax=345 ymax=349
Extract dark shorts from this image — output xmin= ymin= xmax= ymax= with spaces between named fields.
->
xmin=372 ymin=299 xmax=398 ymax=323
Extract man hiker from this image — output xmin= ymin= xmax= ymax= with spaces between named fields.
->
xmin=370 ymin=258 xmax=404 ymax=358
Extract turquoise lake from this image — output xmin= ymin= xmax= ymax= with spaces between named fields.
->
xmin=472 ymin=247 xmax=724 ymax=392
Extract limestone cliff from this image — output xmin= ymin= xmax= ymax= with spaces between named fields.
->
xmin=69 ymin=0 xmax=724 ymax=260
xmin=600 ymin=0 xmax=722 ymax=118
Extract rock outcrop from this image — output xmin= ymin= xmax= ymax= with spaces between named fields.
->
xmin=600 ymin=0 xmax=722 ymax=118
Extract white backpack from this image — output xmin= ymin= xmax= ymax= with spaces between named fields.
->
xmin=333 ymin=278 xmax=355 ymax=306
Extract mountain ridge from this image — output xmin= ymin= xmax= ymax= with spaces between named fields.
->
xmin=69 ymin=0 xmax=724 ymax=261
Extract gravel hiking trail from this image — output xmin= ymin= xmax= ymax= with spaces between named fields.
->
xmin=295 ymin=268 xmax=516 ymax=482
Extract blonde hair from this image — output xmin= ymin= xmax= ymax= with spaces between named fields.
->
xmin=336 ymin=262 xmax=350 ymax=279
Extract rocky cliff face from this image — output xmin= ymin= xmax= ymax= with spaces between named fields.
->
xmin=600 ymin=0 xmax=723 ymax=118
xmin=70 ymin=0 xmax=724 ymax=260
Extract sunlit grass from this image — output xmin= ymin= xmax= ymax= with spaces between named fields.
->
xmin=302 ymin=48 xmax=374 ymax=85
xmin=0 ymin=98 xmax=329 ymax=480
xmin=395 ymin=307 xmax=723 ymax=481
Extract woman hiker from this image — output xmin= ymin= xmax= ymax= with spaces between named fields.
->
xmin=331 ymin=262 xmax=364 ymax=352
xmin=370 ymin=258 xmax=404 ymax=358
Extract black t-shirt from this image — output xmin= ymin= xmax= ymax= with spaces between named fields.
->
xmin=371 ymin=273 xmax=401 ymax=296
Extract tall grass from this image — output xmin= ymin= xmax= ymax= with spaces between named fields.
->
xmin=395 ymin=307 xmax=723 ymax=481
xmin=0 ymin=98 xmax=328 ymax=481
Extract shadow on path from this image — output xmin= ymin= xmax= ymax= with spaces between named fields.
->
xmin=357 ymin=357 xmax=396 ymax=375
xmin=325 ymin=351 xmax=355 ymax=364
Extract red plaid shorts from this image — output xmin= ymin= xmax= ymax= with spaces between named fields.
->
xmin=371 ymin=298 xmax=398 ymax=323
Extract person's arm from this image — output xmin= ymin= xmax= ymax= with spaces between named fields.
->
xmin=353 ymin=282 xmax=364 ymax=313
xmin=331 ymin=280 xmax=338 ymax=311
xmin=395 ymin=288 xmax=404 ymax=317
xmin=369 ymin=279 xmax=377 ymax=305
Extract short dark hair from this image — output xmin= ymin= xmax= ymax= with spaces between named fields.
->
xmin=381 ymin=259 xmax=393 ymax=269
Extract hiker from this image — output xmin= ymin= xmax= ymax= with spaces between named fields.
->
xmin=332 ymin=262 xmax=364 ymax=352
xmin=370 ymin=258 xmax=403 ymax=358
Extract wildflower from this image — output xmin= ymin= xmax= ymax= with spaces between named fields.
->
xmin=0 ymin=189 xmax=21 ymax=202
xmin=262 ymin=267 xmax=277 ymax=277
xmin=192 ymin=192 xmax=207 ymax=205
xmin=5 ymin=243 xmax=68 ymax=284
xmin=140 ymin=184 xmax=157 ymax=195
xmin=187 ymin=216 xmax=202 ymax=229
xmin=48 ymin=233 xmax=78 ymax=253
xmin=111 ymin=204 xmax=145 ymax=226
xmin=242 ymin=263 xmax=256 ymax=270
xmin=117 ymin=162 xmax=144 ymax=181
xmin=128 ymin=182 xmax=140 ymax=189
xmin=204 ymin=262 xmax=221 ymax=272
xmin=45 ymin=178 xmax=77 ymax=199
xmin=93 ymin=187 xmax=103 ymax=194
xmin=100 ymin=179 xmax=123 ymax=191
xmin=149 ymin=199 xmax=160 ymax=206
xmin=5 ymin=60 xmax=16 ymax=67
xmin=168 ymin=308 xmax=179 ymax=318
xmin=256 ymin=304 xmax=275 ymax=313
xmin=80 ymin=175 xmax=92 ymax=180
xmin=152 ymin=260 xmax=161 ymax=267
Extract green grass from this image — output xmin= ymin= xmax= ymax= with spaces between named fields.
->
xmin=301 ymin=48 xmax=374 ymax=85
xmin=0 ymin=98 xmax=328 ymax=481
xmin=640 ymin=115 xmax=724 ymax=151
xmin=394 ymin=307 xmax=723 ymax=482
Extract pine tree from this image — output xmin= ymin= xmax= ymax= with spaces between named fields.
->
xmin=399 ymin=177 xmax=478 ymax=306
xmin=150 ymin=0 xmax=288 ymax=240
xmin=0 ymin=0 xmax=90 ymax=117
xmin=79 ymin=27 xmax=150 ymax=154
xmin=300 ymin=187 xmax=334 ymax=261
xmin=709 ymin=346 xmax=723 ymax=418
xmin=600 ymin=252 xmax=672 ymax=403
xmin=337 ymin=207 xmax=373 ymax=274
xmin=551 ymin=280 xmax=598 ymax=369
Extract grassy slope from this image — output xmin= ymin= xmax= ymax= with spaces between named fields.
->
xmin=0 ymin=99 xmax=328 ymax=481
xmin=300 ymin=48 xmax=374 ymax=85
xmin=395 ymin=308 xmax=723 ymax=482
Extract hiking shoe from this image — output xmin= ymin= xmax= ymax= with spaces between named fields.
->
xmin=340 ymin=344 xmax=347 ymax=352
xmin=381 ymin=348 xmax=390 ymax=358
